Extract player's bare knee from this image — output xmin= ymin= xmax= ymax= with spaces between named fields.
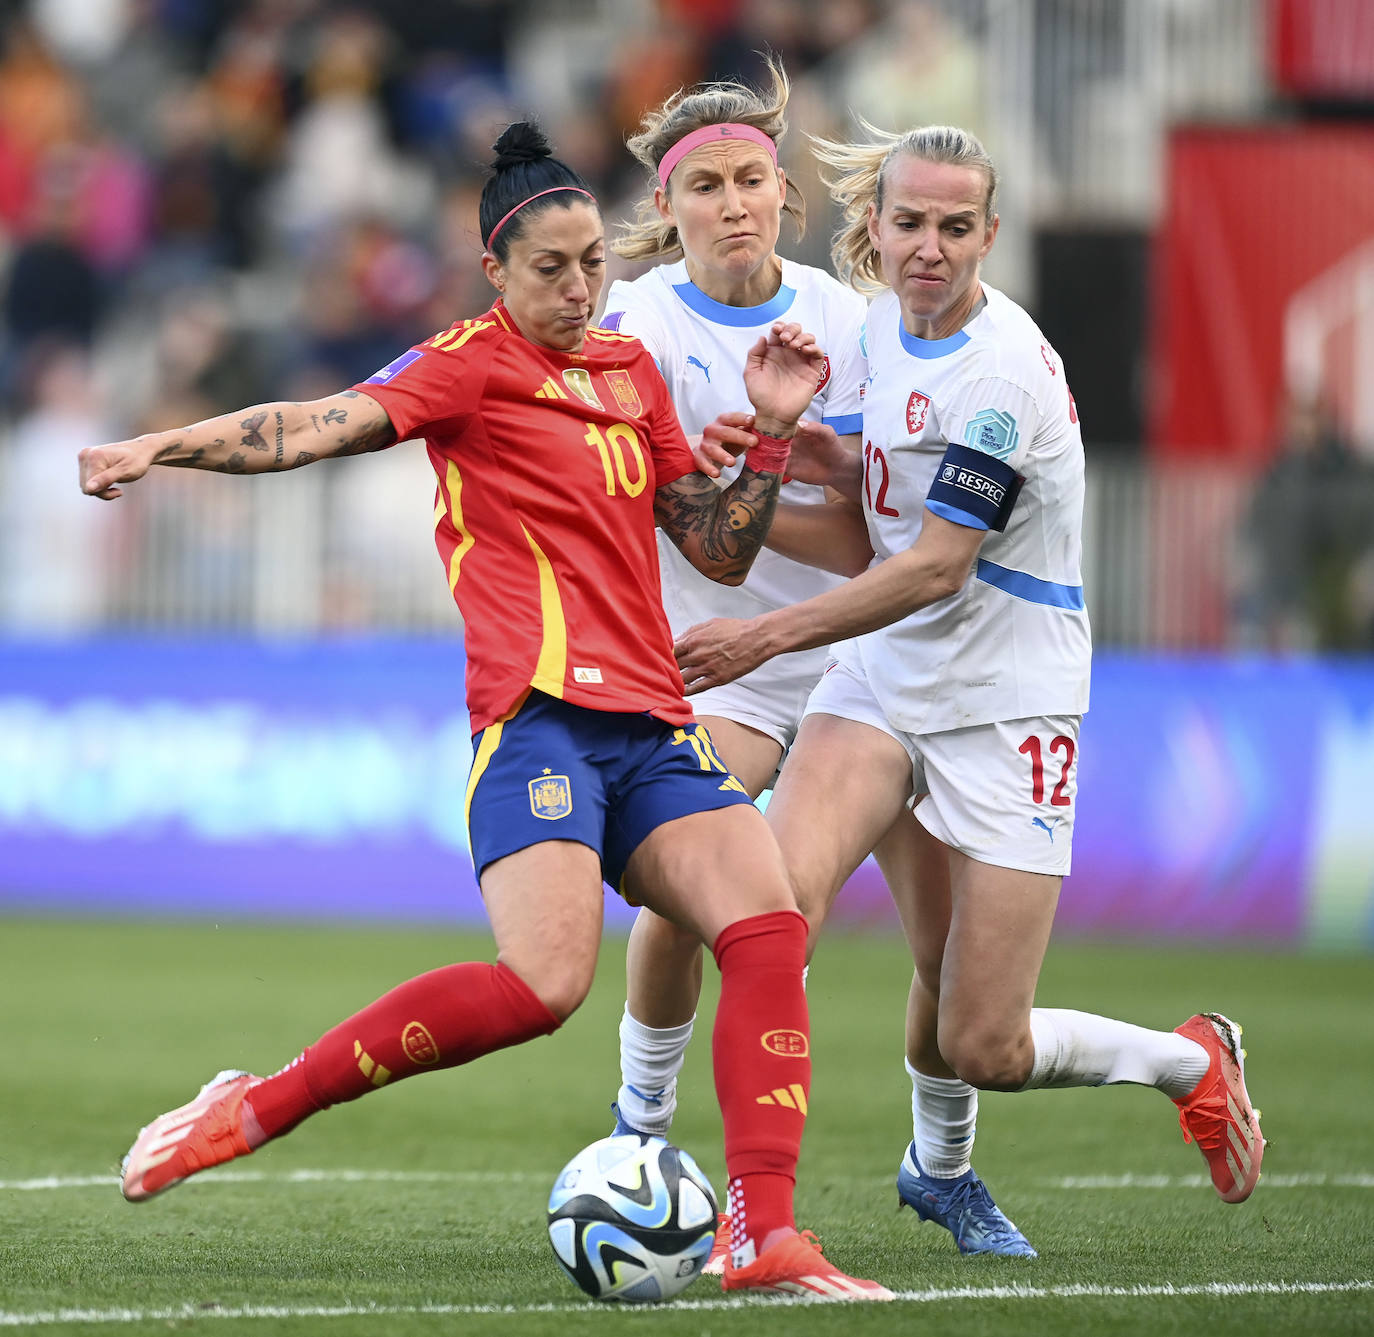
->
xmin=942 ymin=1031 xmax=1034 ymax=1091
xmin=504 ymin=956 xmax=595 ymax=1023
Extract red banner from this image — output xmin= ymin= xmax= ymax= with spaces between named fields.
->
xmin=1148 ymin=126 xmax=1374 ymax=460
xmin=1270 ymin=0 xmax=1374 ymax=100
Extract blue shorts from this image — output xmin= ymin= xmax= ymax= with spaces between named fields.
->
xmin=465 ymin=691 xmax=754 ymax=891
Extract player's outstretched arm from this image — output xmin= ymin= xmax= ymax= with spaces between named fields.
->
xmin=765 ymin=494 xmax=873 ymax=576
xmin=78 ymin=391 xmax=398 ymax=500
xmin=675 ymin=510 xmax=986 ymax=692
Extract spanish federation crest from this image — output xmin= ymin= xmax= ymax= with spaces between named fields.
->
xmin=604 ymin=368 xmax=642 ymax=417
xmin=529 ymin=772 xmax=572 ymax=820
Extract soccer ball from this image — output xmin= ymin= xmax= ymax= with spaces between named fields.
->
xmin=547 ymin=1134 xmax=719 ymax=1303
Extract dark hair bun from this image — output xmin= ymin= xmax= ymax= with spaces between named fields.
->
xmin=492 ymin=122 xmax=553 ymax=169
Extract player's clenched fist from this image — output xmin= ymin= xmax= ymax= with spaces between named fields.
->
xmin=79 ymin=441 xmax=154 ymax=501
xmin=674 ymin=616 xmax=771 ymax=694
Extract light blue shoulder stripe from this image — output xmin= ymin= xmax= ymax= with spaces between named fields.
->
xmin=822 ymin=412 xmax=863 ymax=435
xmin=975 ymin=558 xmax=1084 ymax=610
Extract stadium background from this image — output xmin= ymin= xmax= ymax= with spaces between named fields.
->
xmin=0 ymin=0 xmax=1372 ymax=953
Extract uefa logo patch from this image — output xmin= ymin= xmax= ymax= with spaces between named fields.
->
xmin=942 ymin=464 xmax=957 ymax=481
xmin=906 ymin=390 xmax=931 ymax=435
xmin=529 ymin=773 xmax=572 ymax=820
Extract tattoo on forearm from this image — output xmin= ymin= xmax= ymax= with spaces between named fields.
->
xmin=240 ymin=411 xmax=269 ymax=452
xmin=152 ymin=442 xmax=181 ymax=463
xmin=274 ymin=410 xmax=285 ymax=464
xmin=293 ymin=450 xmax=317 ymax=467
xmin=311 ymin=414 xmax=322 ymax=433
xmin=219 ymin=452 xmax=248 ymax=474
xmin=323 ymin=407 xmax=348 ymax=426
xmin=340 ymin=390 xmax=360 ymax=399
xmin=655 ymin=467 xmax=782 ymax=581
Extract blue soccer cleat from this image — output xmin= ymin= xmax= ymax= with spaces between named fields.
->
xmin=897 ymin=1143 xmax=1038 ymax=1258
xmin=609 ymin=1101 xmax=653 ymax=1139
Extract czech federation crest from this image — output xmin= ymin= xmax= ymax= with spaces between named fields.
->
xmin=529 ymin=772 xmax=573 ymax=820
xmin=906 ymin=390 xmax=931 ymax=434
xmin=604 ymin=369 xmax=643 ymax=417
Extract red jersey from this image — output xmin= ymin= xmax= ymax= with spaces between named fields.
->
xmin=354 ymin=303 xmax=699 ymax=732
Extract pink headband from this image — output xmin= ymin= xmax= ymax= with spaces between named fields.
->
xmin=657 ymin=123 xmax=778 ymax=186
xmin=485 ymin=185 xmax=596 ymax=250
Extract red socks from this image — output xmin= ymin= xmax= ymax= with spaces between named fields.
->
xmin=711 ymin=910 xmax=811 ymax=1250
xmin=246 ymin=961 xmax=560 ymax=1141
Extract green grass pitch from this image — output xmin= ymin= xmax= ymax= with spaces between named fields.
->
xmin=2 ymin=916 xmax=1371 ymax=1335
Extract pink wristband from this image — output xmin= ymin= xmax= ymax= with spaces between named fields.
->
xmin=747 ymin=430 xmax=792 ymax=474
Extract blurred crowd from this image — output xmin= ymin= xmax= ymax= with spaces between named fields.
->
xmin=0 ymin=0 xmax=1004 ymax=634
xmin=0 ymin=0 xmax=1369 ymax=648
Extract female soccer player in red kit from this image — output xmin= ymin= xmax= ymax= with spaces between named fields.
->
xmin=78 ymin=123 xmax=892 ymax=1301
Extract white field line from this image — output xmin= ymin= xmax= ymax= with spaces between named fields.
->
xmin=0 ymin=1169 xmax=545 ymax=1191
xmin=0 ymin=1281 xmax=1371 ymax=1325
xmin=5 ymin=1169 xmax=1372 ymax=1193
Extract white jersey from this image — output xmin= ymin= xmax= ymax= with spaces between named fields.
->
xmin=843 ymin=283 xmax=1092 ymax=734
xmin=599 ymin=258 xmax=867 ymax=630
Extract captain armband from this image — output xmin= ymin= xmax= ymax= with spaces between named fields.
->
xmin=925 ymin=441 xmax=1024 ymax=532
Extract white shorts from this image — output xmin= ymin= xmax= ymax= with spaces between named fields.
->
xmin=802 ymin=659 xmax=1080 ymax=876
xmin=689 ymin=644 xmax=832 ymax=752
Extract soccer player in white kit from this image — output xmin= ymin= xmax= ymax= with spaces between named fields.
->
xmin=675 ymin=123 xmax=1267 ymax=1247
xmin=598 ymin=64 xmax=1013 ymax=1267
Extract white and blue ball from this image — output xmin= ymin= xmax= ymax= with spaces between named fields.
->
xmin=547 ymin=1134 xmax=718 ymax=1303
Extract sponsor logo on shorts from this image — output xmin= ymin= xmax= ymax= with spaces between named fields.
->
xmin=1031 ymin=816 xmax=1062 ymax=841
xmin=906 ymin=390 xmax=931 ymax=434
xmin=402 ymin=1021 xmax=440 ymax=1065
xmin=529 ymin=772 xmax=572 ymax=820
xmin=761 ymin=1028 xmax=809 ymax=1057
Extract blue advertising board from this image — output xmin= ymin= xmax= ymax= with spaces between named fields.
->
xmin=2 ymin=640 xmax=1372 ymax=948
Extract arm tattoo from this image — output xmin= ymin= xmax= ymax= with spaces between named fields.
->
xmin=273 ymin=410 xmax=285 ymax=464
xmin=219 ymin=452 xmax=248 ymax=474
xmin=339 ymin=390 xmax=360 ymax=398
xmin=323 ymin=407 xmax=348 ymax=426
xmin=655 ymin=466 xmax=783 ymax=582
xmin=240 ymin=411 xmax=269 ymax=452
xmin=293 ymin=450 xmax=317 ymax=467
xmin=152 ymin=441 xmax=181 ymax=462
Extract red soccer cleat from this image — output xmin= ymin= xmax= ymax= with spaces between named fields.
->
xmin=1172 ymin=1012 xmax=1265 ymax=1203
xmin=722 ymin=1229 xmax=894 ymax=1301
xmin=121 ymin=1069 xmax=263 ymax=1202
xmin=700 ymin=1212 xmax=731 ymax=1277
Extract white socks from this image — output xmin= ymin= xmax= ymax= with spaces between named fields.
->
xmin=1023 ymin=1008 xmax=1210 ymax=1098
xmin=615 ymin=1007 xmax=694 ymax=1136
xmin=907 ymin=1060 xmax=978 ymax=1179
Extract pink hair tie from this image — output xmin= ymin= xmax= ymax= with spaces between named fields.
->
xmin=485 ymin=185 xmax=596 ymax=250
xmin=657 ymin=123 xmax=778 ymax=186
